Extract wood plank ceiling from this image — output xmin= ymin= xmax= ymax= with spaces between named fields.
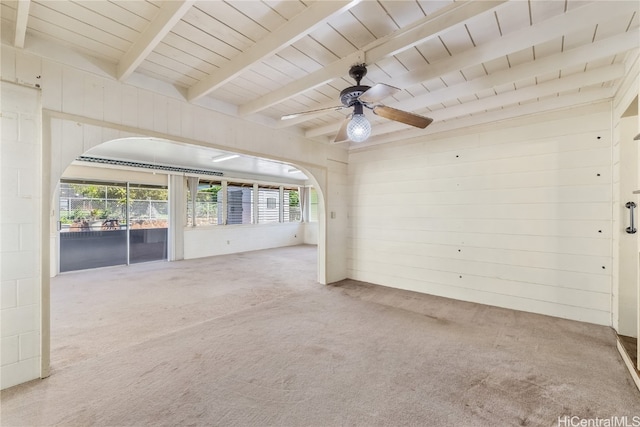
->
xmin=1 ymin=0 xmax=638 ymax=148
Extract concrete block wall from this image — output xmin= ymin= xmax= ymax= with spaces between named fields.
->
xmin=1 ymin=82 xmax=43 ymax=389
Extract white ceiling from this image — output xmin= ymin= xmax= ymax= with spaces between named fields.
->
xmin=84 ymin=137 xmax=309 ymax=183
xmin=1 ymin=0 xmax=638 ymax=151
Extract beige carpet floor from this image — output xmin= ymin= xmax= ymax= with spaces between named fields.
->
xmin=1 ymin=245 xmax=639 ymax=426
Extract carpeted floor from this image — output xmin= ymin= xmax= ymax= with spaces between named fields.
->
xmin=2 ymin=245 xmax=639 ymax=426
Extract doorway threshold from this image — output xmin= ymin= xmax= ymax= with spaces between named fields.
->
xmin=617 ymin=334 xmax=640 ymax=391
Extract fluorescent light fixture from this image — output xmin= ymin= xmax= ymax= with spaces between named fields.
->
xmin=212 ymin=154 xmax=239 ymax=163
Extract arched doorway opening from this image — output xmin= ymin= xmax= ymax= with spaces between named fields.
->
xmin=44 ymin=120 xmax=330 ymax=377
xmin=49 ymin=134 xmax=328 ymax=278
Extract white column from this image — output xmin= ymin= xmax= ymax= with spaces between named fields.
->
xmin=279 ymin=186 xmax=284 ymax=223
xmin=221 ymin=181 xmax=228 ymax=225
xmin=168 ymin=175 xmax=185 ymax=261
xmin=1 ymin=82 xmax=43 ymax=389
xmin=253 ymin=183 xmax=259 ymax=224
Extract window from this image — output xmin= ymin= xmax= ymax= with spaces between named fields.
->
xmin=284 ymin=188 xmax=300 ymax=222
xmin=187 ymin=181 xmax=221 ymax=226
xmin=59 ymin=181 xmax=127 ymax=231
xmin=227 ymin=183 xmax=253 ymax=225
xmin=309 ymin=187 xmax=319 ymax=222
xmin=185 ymin=180 xmax=304 ymax=226
xmin=258 ymin=186 xmax=280 ymax=223
xmin=129 ymin=185 xmax=169 ymax=228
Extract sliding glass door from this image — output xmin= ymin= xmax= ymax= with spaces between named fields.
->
xmin=128 ymin=184 xmax=168 ymax=264
xmin=59 ymin=180 xmax=168 ymax=272
xmin=59 ymin=181 xmax=128 ymax=272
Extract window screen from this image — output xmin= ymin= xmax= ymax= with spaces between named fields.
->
xmin=227 ymin=183 xmax=253 ymax=225
xmin=187 ymin=181 xmax=222 ymax=226
xmin=284 ymin=188 xmax=300 ymax=222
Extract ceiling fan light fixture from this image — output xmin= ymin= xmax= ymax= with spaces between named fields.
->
xmin=282 ymin=65 xmax=433 ymax=143
xmin=347 ymin=113 xmax=371 ymax=143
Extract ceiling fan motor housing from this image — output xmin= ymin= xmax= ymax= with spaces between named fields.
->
xmin=339 ymin=63 xmax=371 ymax=107
xmin=339 ymin=85 xmax=371 ymax=107
xmin=281 ymin=61 xmax=433 ymax=135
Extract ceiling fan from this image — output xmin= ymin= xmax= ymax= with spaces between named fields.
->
xmin=281 ymin=64 xmax=433 ymax=143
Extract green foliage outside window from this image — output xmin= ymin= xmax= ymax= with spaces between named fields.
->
xmin=60 ymin=182 xmax=168 ymax=225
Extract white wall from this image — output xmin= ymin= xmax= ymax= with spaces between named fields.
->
xmin=348 ymin=102 xmax=614 ymax=326
xmin=1 ymin=82 xmax=43 ymax=389
xmin=303 ymin=222 xmax=319 ymax=245
xmin=184 ymin=222 xmax=303 ymax=259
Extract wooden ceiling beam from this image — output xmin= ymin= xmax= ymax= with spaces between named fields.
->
xmin=305 ymin=1 xmax=637 ymax=138
xmin=353 ymin=64 xmax=623 ymax=140
xmin=13 ymin=0 xmax=31 ymax=48
xmin=188 ymin=0 xmax=361 ymax=103
xmin=396 ymin=31 xmax=638 ymax=113
xmin=117 ymin=0 xmax=195 ymax=82
xmin=308 ymin=2 xmax=635 ymax=136
xmin=241 ymin=51 xmax=365 ymax=118
xmin=307 ymin=61 xmax=625 ymax=138
xmin=358 ymin=89 xmax=614 ymax=148
xmin=394 ymin=1 xmax=637 ymax=89
xmin=284 ymin=30 xmax=638 ymax=129
xmin=364 ymin=0 xmax=508 ymax=63
xmin=238 ymin=0 xmax=506 ymax=117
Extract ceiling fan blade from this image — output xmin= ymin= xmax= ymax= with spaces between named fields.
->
xmin=373 ymin=105 xmax=433 ymax=129
xmin=333 ymin=116 xmax=352 ymax=143
xmin=359 ymin=83 xmax=400 ymax=104
xmin=281 ymin=106 xmax=345 ymax=120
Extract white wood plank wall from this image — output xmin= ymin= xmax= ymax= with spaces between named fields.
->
xmin=348 ymin=102 xmax=614 ymax=325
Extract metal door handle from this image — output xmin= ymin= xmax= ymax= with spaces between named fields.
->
xmin=626 ymin=201 xmax=636 ymax=234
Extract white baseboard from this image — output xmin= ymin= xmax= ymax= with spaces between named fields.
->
xmin=617 ymin=338 xmax=640 ymax=392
